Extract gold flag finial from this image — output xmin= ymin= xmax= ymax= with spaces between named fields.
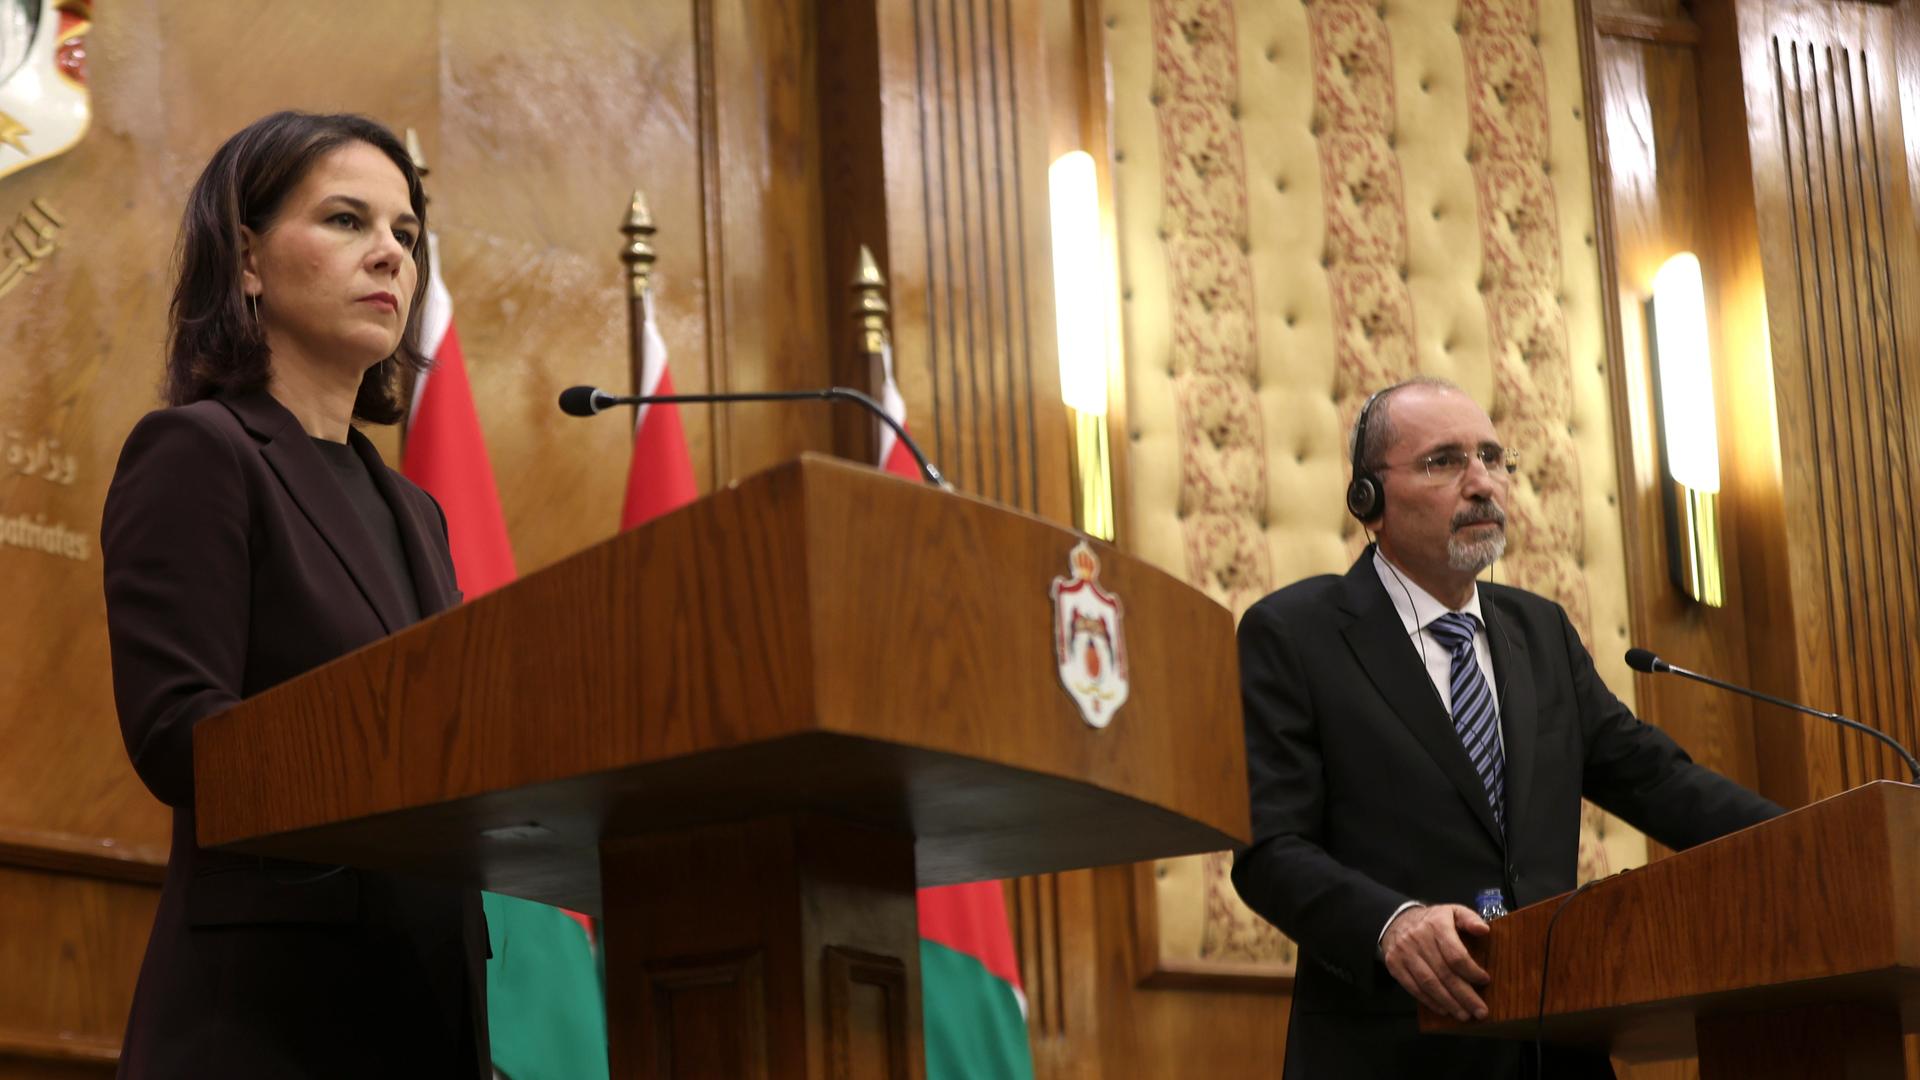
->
xmin=851 ymin=244 xmax=890 ymax=354
xmin=404 ymin=128 xmax=430 ymax=178
xmin=855 ymin=244 xmax=883 ymax=289
xmin=621 ymin=189 xmax=657 ymax=299
xmin=404 ymin=128 xmax=431 ymax=211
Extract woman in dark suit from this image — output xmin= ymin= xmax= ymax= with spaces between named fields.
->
xmin=102 ymin=111 xmax=488 ymax=1078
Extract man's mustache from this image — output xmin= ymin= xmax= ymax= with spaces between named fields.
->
xmin=1452 ymin=502 xmax=1507 ymax=530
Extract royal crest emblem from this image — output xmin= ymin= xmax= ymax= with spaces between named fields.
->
xmin=0 ymin=0 xmax=92 ymax=185
xmin=1050 ymin=540 xmax=1129 ymax=729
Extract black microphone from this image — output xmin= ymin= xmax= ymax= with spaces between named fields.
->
xmin=558 ymin=385 xmax=949 ymax=489
xmin=1626 ymin=647 xmax=1920 ymax=781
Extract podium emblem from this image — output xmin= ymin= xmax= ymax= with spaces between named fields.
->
xmin=1050 ymin=540 xmax=1129 ymax=728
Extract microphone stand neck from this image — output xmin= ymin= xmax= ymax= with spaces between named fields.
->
xmin=620 ymin=389 xmax=949 ymax=489
xmin=1664 ymin=664 xmax=1920 ymax=782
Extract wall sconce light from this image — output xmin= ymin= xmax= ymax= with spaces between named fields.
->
xmin=1646 ymin=252 xmax=1725 ymax=606
xmin=1049 ymin=150 xmax=1115 ymax=540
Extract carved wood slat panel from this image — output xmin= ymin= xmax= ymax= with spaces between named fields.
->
xmin=1764 ymin=24 xmax=1920 ymax=791
xmin=1007 ymin=874 xmax=1065 ymax=1038
xmin=893 ymin=0 xmax=1068 ymax=518
xmin=915 ymin=0 xmax=1030 ymax=506
xmin=822 ymin=0 xmax=1065 ymax=519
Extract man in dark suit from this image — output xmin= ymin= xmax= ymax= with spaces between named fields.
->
xmin=1230 ymin=378 xmax=1781 ymax=1078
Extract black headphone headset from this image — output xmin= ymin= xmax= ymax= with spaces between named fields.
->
xmin=1346 ymin=388 xmax=1388 ymax=523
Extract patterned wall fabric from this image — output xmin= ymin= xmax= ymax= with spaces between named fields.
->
xmin=1110 ymin=0 xmax=1637 ymax=973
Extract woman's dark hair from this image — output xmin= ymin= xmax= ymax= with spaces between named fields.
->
xmin=164 ymin=111 xmax=430 ymax=424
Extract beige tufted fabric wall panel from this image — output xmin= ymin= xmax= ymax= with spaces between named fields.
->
xmin=1111 ymin=0 xmax=1642 ymax=976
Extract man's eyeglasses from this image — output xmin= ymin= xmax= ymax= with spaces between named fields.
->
xmin=1380 ymin=446 xmax=1519 ymax=483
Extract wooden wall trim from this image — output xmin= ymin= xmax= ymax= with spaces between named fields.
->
xmin=1078 ymin=0 xmax=1129 ymax=548
xmin=1126 ymin=863 xmax=1290 ymax=993
xmin=0 ymin=1027 xmax=120 ymax=1066
xmin=1594 ymin=11 xmax=1702 ymax=47
xmin=693 ymin=0 xmax=732 ymax=485
xmin=1578 ymin=0 xmax=1651 ymax=704
xmin=0 ymin=826 xmax=163 ymax=885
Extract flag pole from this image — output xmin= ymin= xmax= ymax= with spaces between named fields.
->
xmin=402 ymin=128 xmax=431 ymax=445
xmin=620 ymin=190 xmax=657 ymax=400
xmin=405 ymin=127 xmax=431 ymax=196
xmin=852 ymin=244 xmax=890 ymax=464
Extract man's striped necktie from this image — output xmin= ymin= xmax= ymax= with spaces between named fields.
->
xmin=1428 ymin=611 xmax=1505 ymax=832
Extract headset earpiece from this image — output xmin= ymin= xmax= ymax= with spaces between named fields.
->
xmin=1347 ymin=390 xmax=1386 ymax=524
xmin=1345 ymin=474 xmax=1382 ymax=522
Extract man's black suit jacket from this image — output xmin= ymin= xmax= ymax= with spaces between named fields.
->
xmin=102 ymin=389 xmax=489 ymax=1079
xmin=1231 ymin=551 xmax=1782 ymax=1079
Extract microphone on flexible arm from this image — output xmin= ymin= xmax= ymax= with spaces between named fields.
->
xmin=558 ymin=385 xmax=951 ymax=489
xmin=1625 ymin=647 xmax=1920 ymax=782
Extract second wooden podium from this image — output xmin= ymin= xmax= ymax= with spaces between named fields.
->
xmin=191 ymin=455 xmax=1248 ymax=1078
xmin=1423 ymin=780 xmax=1920 ymax=1079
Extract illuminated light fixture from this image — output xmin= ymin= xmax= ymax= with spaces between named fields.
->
xmin=1050 ymin=151 xmax=1108 ymax=416
xmin=1049 ymin=150 xmax=1115 ymax=540
xmin=1646 ymin=252 xmax=1724 ymax=607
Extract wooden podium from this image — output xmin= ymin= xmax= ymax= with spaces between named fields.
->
xmin=1423 ymin=781 xmax=1920 ymax=1078
xmin=191 ymin=455 xmax=1248 ymax=1079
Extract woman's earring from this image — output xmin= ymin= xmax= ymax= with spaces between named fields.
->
xmin=246 ymin=292 xmax=260 ymax=324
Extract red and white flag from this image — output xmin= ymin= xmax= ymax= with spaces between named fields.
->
xmin=620 ymin=291 xmax=697 ymax=529
xmin=402 ymin=233 xmax=595 ymax=943
xmin=875 ymin=343 xmax=921 ymax=482
xmin=402 ymin=233 xmax=515 ymax=597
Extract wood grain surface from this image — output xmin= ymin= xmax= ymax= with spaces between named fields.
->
xmin=1423 ymin=781 xmax=1920 ymax=1071
xmin=1585 ymin=0 xmax=1768 ymax=817
xmin=193 ymin=456 xmax=1245 ymax=912
xmin=601 ymin=815 xmax=920 ymax=1080
xmin=1692 ymin=0 xmax=1920 ymax=809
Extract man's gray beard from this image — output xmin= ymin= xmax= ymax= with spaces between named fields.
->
xmin=1448 ymin=530 xmax=1506 ymax=573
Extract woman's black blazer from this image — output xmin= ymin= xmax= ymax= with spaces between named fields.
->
xmin=102 ymin=387 xmax=488 ymax=1079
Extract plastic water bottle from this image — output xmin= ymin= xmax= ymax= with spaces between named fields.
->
xmin=1475 ymin=888 xmax=1509 ymax=921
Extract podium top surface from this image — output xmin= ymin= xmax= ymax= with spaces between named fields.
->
xmin=1423 ymin=780 xmax=1920 ymax=1060
xmin=194 ymin=455 xmax=1249 ymax=911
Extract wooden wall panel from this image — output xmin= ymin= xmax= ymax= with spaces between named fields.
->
xmin=0 ymin=864 xmax=156 ymax=1077
xmin=1759 ymin=21 xmax=1920 ymax=792
xmin=435 ymin=0 xmax=831 ymax=574
xmin=1584 ymin=2 xmax=1766 ymax=802
xmin=1693 ymin=0 xmax=1920 ymax=806
xmin=1006 ymin=871 xmax=1100 ymax=1080
xmin=872 ymin=0 xmax=1068 ymax=518
xmin=1084 ymin=865 xmax=1287 ymax=1075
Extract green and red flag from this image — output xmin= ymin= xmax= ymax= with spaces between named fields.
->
xmin=918 ymin=883 xmax=1035 ymax=1080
